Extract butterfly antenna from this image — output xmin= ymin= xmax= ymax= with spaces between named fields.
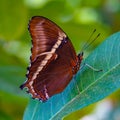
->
xmin=81 ymin=29 xmax=96 ymax=51
xmin=83 ymin=33 xmax=100 ymax=51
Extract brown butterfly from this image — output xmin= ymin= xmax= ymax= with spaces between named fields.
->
xmin=20 ymin=16 xmax=84 ymax=102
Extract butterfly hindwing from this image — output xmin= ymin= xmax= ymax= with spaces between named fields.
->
xmin=32 ymin=37 xmax=78 ymax=101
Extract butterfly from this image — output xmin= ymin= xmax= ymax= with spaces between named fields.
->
xmin=20 ymin=16 xmax=84 ymax=102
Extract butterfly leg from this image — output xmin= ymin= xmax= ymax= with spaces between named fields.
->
xmin=80 ymin=63 xmax=102 ymax=72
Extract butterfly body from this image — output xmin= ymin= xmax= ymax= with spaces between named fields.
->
xmin=20 ymin=16 xmax=83 ymax=102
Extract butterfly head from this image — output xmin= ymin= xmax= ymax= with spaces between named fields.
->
xmin=78 ymin=51 xmax=84 ymax=62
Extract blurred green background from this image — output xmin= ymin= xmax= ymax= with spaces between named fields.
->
xmin=0 ymin=0 xmax=120 ymax=120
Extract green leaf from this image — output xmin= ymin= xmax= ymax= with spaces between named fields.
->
xmin=23 ymin=32 xmax=120 ymax=120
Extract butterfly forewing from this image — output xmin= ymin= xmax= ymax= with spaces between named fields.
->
xmin=20 ymin=16 xmax=81 ymax=102
xmin=28 ymin=16 xmax=66 ymax=62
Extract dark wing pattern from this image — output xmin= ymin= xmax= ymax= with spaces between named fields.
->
xmin=20 ymin=16 xmax=79 ymax=102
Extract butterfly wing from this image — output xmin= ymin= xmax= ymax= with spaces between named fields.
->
xmin=28 ymin=16 xmax=66 ymax=62
xmin=20 ymin=16 xmax=79 ymax=101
